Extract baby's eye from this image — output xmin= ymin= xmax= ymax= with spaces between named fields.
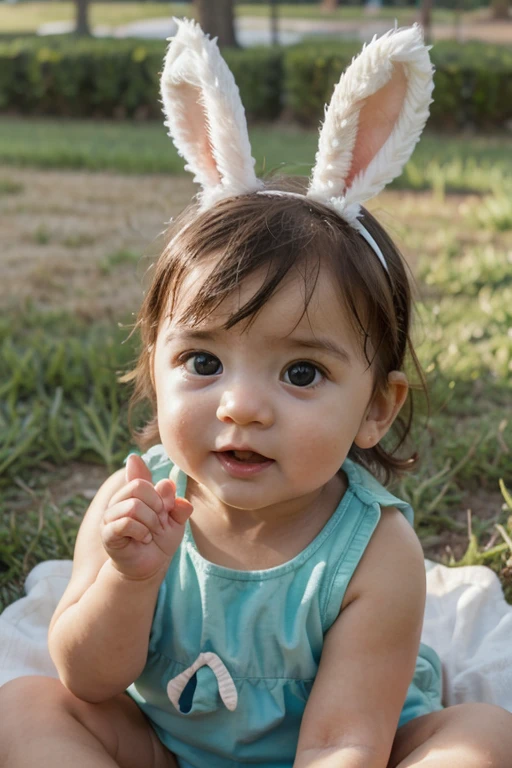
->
xmin=283 ymin=362 xmax=323 ymax=388
xmin=183 ymin=352 xmax=222 ymax=376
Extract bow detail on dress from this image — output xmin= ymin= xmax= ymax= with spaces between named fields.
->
xmin=167 ymin=651 xmax=238 ymax=712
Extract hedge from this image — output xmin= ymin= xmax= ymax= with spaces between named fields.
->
xmin=284 ymin=39 xmax=512 ymax=130
xmin=0 ymin=36 xmax=510 ymax=130
xmin=0 ymin=37 xmax=283 ymax=120
xmin=429 ymin=41 xmax=512 ymax=130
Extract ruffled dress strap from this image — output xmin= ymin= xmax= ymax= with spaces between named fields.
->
xmin=320 ymin=458 xmax=415 ymax=631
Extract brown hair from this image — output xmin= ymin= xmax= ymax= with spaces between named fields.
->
xmin=124 ymin=180 xmax=426 ymax=485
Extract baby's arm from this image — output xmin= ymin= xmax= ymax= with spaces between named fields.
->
xmin=293 ymin=507 xmax=426 ymax=768
xmin=48 ymin=455 xmax=192 ymax=704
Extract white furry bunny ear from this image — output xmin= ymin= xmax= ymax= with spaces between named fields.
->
xmin=161 ymin=18 xmax=262 ymax=209
xmin=307 ymin=24 xmax=434 ymax=225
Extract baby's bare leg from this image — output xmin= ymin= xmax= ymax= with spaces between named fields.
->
xmin=0 ymin=676 xmax=177 ymax=768
xmin=388 ymin=702 xmax=512 ymax=768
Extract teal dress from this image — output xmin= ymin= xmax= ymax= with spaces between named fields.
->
xmin=127 ymin=444 xmax=443 ymax=768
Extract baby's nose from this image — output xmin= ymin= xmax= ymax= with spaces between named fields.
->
xmin=216 ymin=382 xmax=273 ymax=427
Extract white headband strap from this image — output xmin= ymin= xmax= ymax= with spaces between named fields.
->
xmin=352 ymin=222 xmax=389 ymax=273
xmin=256 ymin=190 xmax=389 ymax=273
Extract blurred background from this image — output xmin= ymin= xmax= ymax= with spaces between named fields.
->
xmin=1 ymin=0 xmax=511 ymax=609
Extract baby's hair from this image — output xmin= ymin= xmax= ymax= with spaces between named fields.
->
xmin=124 ymin=180 xmax=427 ymax=485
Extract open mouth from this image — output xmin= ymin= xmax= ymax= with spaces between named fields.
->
xmin=221 ymin=449 xmax=270 ymax=464
xmin=214 ymin=449 xmax=274 ymax=477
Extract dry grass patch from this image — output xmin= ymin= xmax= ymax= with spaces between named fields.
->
xmin=0 ymin=166 xmax=194 ymax=319
xmin=1 ymin=166 xmax=488 ymax=319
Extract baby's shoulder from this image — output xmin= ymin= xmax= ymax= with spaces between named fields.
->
xmin=342 ymin=505 xmax=425 ymax=610
xmin=373 ymin=504 xmax=423 ymax=559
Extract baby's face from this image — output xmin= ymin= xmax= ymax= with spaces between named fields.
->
xmin=152 ymin=265 xmax=376 ymax=513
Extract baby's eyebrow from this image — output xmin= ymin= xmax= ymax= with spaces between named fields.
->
xmin=165 ymin=329 xmax=351 ymax=364
xmin=270 ymin=336 xmax=352 ymax=365
xmin=165 ymin=329 xmax=219 ymax=345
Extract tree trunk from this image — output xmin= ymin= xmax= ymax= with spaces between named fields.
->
xmin=419 ymin=0 xmax=433 ymax=43
xmin=491 ymin=0 xmax=510 ymax=19
xmin=321 ymin=0 xmax=340 ymax=10
xmin=195 ymin=0 xmax=237 ymax=48
xmin=269 ymin=0 xmax=279 ymax=46
xmin=75 ymin=0 xmax=91 ymax=36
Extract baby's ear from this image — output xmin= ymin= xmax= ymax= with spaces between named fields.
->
xmin=307 ymin=25 xmax=434 ymax=225
xmin=160 ymin=18 xmax=262 ymax=209
xmin=354 ymin=371 xmax=409 ymax=449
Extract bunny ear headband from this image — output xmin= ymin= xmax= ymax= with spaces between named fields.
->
xmin=161 ymin=18 xmax=434 ymax=272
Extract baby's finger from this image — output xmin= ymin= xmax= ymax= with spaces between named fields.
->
xmin=103 ymin=517 xmax=153 ymax=549
xmin=155 ymin=479 xmax=192 ymax=525
xmin=104 ymin=498 xmax=163 ymax=536
xmin=171 ymin=497 xmax=194 ymax=526
xmin=108 ymin=479 xmax=164 ymax=516
xmin=154 ymin=478 xmax=176 ymax=511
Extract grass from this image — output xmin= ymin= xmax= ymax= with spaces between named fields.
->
xmin=0 ymin=2 xmax=472 ymax=35
xmin=0 ymin=177 xmax=23 ymax=195
xmin=32 ymin=223 xmax=52 ymax=245
xmin=62 ymin=232 xmax=97 ymax=248
xmin=99 ymin=248 xmax=141 ymax=274
xmin=1 ymin=257 xmax=511 ymax=609
xmin=1 ymin=127 xmax=512 ymax=610
xmin=2 ymin=216 xmax=512 ymax=609
xmin=1 ymin=117 xmax=512 ymax=195
xmin=0 ymin=312 xmax=138 ymax=477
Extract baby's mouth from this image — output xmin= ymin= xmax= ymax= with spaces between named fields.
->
xmin=222 ymin=450 xmax=270 ymax=464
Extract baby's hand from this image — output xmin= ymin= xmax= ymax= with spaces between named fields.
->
xmin=101 ymin=454 xmax=193 ymax=581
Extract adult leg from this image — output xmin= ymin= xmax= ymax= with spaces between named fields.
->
xmin=388 ymin=702 xmax=512 ymax=768
xmin=0 ymin=675 xmax=178 ymax=768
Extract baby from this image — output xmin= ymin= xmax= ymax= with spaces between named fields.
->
xmin=1 ymin=19 xmax=512 ymax=768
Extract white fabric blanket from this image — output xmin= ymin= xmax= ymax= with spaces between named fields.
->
xmin=1 ymin=559 xmax=512 ymax=711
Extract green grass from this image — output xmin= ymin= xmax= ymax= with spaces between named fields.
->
xmin=1 ymin=192 xmax=512 ymax=608
xmin=32 ymin=224 xmax=52 ymax=245
xmin=0 ymin=2 xmax=470 ymax=35
xmin=0 ymin=483 xmax=88 ymax=610
xmin=0 ymin=177 xmax=23 ymax=195
xmin=1 ymin=117 xmax=512 ymax=195
xmin=100 ymin=248 xmax=141 ymax=274
xmin=1 ymin=121 xmax=512 ymax=609
xmin=0 ymin=313 xmax=138 ymax=479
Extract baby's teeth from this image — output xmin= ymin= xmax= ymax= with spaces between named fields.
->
xmin=233 ymin=450 xmax=255 ymax=460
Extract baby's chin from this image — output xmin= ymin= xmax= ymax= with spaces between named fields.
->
xmin=175 ymin=469 xmax=266 ymax=512
xmin=204 ymin=480 xmax=327 ymax=517
xmin=180 ymin=458 xmax=330 ymax=514
xmin=201 ymin=484 xmax=279 ymax=513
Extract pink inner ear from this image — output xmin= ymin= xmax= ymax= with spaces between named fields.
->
xmin=345 ymin=63 xmax=408 ymax=189
xmin=175 ymin=83 xmax=221 ymax=188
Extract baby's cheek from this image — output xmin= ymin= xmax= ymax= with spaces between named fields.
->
xmin=292 ymin=430 xmax=347 ymax=483
xmin=158 ymin=397 xmax=198 ymax=453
